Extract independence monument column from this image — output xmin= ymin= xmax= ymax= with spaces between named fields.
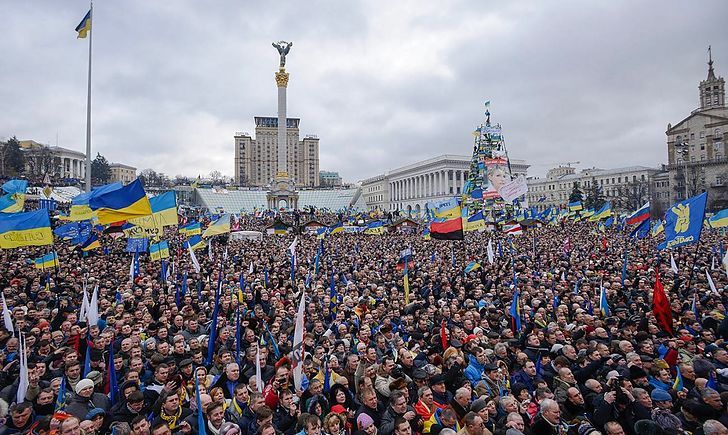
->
xmin=267 ymin=41 xmax=299 ymax=210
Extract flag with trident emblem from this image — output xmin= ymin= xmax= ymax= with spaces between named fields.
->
xmin=658 ymin=193 xmax=707 ymax=250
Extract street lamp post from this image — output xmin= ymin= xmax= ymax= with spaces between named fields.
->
xmin=675 ymin=142 xmax=689 ymax=200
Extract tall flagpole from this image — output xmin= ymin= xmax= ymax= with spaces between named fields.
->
xmin=84 ymin=2 xmax=93 ymax=192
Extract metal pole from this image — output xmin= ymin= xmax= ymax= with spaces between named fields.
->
xmin=84 ymin=1 xmax=93 ymax=192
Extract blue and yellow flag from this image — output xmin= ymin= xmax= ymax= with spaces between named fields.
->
xmin=71 ymin=182 xmax=123 ymax=222
xmin=129 ymin=191 xmax=177 ymax=228
xmin=184 ymin=235 xmax=205 ymax=251
xmin=149 ymin=241 xmax=170 ymax=261
xmin=708 ymin=208 xmax=728 ymax=229
xmin=434 ymin=197 xmax=461 ymax=220
xmin=658 ymin=192 xmax=707 ymax=250
xmin=328 ymin=221 xmax=344 ymax=234
xmin=589 ymin=202 xmax=612 ymax=221
xmin=34 ymin=252 xmax=59 ymax=269
xmin=651 ymin=220 xmax=664 ymax=237
xmin=363 ymin=220 xmax=385 ymax=235
xmin=75 ymin=9 xmax=92 ymax=39
xmin=0 ymin=179 xmax=28 ymax=213
xmin=464 ymin=261 xmax=481 ymax=273
xmin=568 ymin=201 xmax=583 ymax=211
xmin=202 ymin=214 xmax=230 ymax=238
xmin=180 ymin=221 xmax=201 ymax=236
xmin=0 ymin=210 xmax=53 ymax=249
xmin=80 ymin=233 xmax=101 ymax=251
xmin=88 ymin=179 xmax=152 ymax=225
xmin=464 ymin=211 xmax=486 ymax=232
xmin=673 ymin=365 xmax=684 ymax=391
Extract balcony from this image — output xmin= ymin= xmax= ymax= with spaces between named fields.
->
xmin=665 ymin=157 xmax=728 ymax=170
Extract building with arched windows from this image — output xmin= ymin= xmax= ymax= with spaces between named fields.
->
xmin=665 ymin=49 xmax=728 ymax=210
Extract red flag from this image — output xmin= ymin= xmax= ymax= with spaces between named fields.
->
xmin=602 ymin=237 xmax=607 ymax=250
xmin=440 ymin=320 xmax=448 ymax=350
xmin=652 ymin=271 xmax=673 ymax=336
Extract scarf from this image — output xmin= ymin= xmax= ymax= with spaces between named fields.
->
xmin=159 ymin=406 xmax=182 ymax=429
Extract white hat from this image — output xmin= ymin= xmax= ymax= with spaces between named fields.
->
xmin=75 ymin=378 xmax=95 ymax=394
xmin=606 ymin=370 xmax=620 ymax=381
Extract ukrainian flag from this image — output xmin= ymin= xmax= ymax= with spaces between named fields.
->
xmin=129 ymin=191 xmax=177 ymax=229
xmin=651 ymin=221 xmax=664 ymax=237
xmin=316 ymin=227 xmax=328 ymax=239
xmin=88 ymin=179 xmax=152 ymax=225
xmin=34 ymin=252 xmax=59 ymax=269
xmin=568 ymin=201 xmax=583 ymax=211
xmin=328 ymin=221 xmax=344 ymax=234
xmin=70 ymin=182 xmax=122 ymax=222
xmin=76 ymin=9 xmax=92 ymax=39
xmin=464 ymin=211 xmax=486 ymax=232
xmin=433 ymin=197 xmax=461 ymax=220
xmin=149 ymin=241 xmax=170 ymax=261
xmin=589 ymin=202 xmax=612 ymax=221
xmin=79 ymin=234 xmax=101 ymax=251
xmin=202 ymin=214 xmax=230 ymax=238
xmin=363 ymin=220 xmax=385 ymax=235
xmin=708 ymin=209 xmax=728 ymax=229
xmin=0 ymin=210 xmax=53 ymax=249
xmin=0 ymin=179 xmax=28 ymax=213
xmin=184 ymin=235 xmax=205 ymax=251
xmin=180 ymin=221 xmax=201 ymax=236
xmin=422 ymin=226 xmax=431 ymax=240
xmin=464 ymin=261 xmax=481 ymax=273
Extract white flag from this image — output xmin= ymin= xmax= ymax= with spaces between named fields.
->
xmin=79 ymin=284 xmax=89 ymax=322
xmin=16 ymin=334 xmax=28 ymax=404
xmin=487 ymin=240 xmax=494 ymax=265
xmin=249 ymin=262 xmax=254 ymax=275
xmin=2 ymin=292 xmax=13 ymax=334
xmin=712 ymin=255 xmax=717 ymax=271
xmin=87 ymin=286 xmax=99 ymax=328
xmin=723 ymin=250 xmax=728 ymax=278
xmin=255 ymin=342 xmax=263 ymax=393
xmin=706 ymin=270 xmax=719 ymax=296
xmin=223 ymin=248 xmax=228 ymax=262
xmin=670 ymin=254 xmax=679 ymax=274
xmin=292 ymin=290 xmax=306 ymax=392
xmin=129 ymin=255 xmax=136 ymax=283
xmin=189 ymin=245 xmax=201 ymax=274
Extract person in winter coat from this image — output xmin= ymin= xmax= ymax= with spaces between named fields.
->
xmin=64 ymin=378 xmax=111 ymax=421
xmin=380 ymin=391 xmax=424 ymax=435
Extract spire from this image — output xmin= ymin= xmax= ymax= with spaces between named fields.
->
xmin=707 ymin=45 xmax=716 ymax=81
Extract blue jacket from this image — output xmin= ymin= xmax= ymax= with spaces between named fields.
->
xmin=464 ymin=355 xmax=485 ymax=386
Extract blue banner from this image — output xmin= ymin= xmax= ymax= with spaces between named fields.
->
xmin=125 ymin=238 xmax=149 ymax=253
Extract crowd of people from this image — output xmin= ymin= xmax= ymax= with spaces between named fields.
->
xmin=0 ymin=211 xmax=727 ymax=435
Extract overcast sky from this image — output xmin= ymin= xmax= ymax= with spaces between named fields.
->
xmin=2 ymin=1 xmax=726 ymax=182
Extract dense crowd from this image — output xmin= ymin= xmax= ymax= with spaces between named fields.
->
xmin=0 ymin=213 xmax=727 ymax=435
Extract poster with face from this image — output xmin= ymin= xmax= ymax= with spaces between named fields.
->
xmin=482 ymin=157 xmax=510 ymax=200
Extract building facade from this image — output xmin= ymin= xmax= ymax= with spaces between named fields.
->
xmin=319 ymin=171 xmax=342 ymax=187
xmin=109 ymin=163 xmax=137 ymax=184
xmin=527 ymin=165 xmax=662 ymax=212
xmin=20 ymin=140 xmax=87 ymax=180
xmin=361 ymin=154 xmax=529 ymax=215
xmin=665 ymin=51 xmax=728 ymax=210
xmin=234 ymin=117 xmax=320 ymax=188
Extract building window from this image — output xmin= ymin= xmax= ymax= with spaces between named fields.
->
xmin=690 ymin=133 xmax=695 ymax=140
xmin=700 ymin=131 xmax=705 ymax=138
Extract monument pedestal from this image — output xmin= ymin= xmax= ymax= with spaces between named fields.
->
xmin=267 ymin=172 xmax=299 ymax=210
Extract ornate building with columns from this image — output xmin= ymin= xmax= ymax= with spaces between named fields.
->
xmin=361 ymin=154 xmax=528 ymax=215
xmin=19 ymin=140 xmax=87 ymax=180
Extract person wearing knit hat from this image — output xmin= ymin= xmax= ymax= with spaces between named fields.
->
xmin=357 ymin=412 xmax=374 ymax=431
xmin=74 ymin=378 xmax=95 ymax=396
xmin=65 ymin=378 xmax=111 ymax=421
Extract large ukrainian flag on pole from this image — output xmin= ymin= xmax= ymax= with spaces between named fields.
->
xmin=88 ymin=179 xmax=152 ymax=225
xmin=0 ymin=210 xmax=53 ymax=249
xmin=76 ymin=9 xmax=92 ymax=39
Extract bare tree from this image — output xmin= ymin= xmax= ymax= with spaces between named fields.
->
xmin=614 ymin=180 xmax=650 ymax=211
